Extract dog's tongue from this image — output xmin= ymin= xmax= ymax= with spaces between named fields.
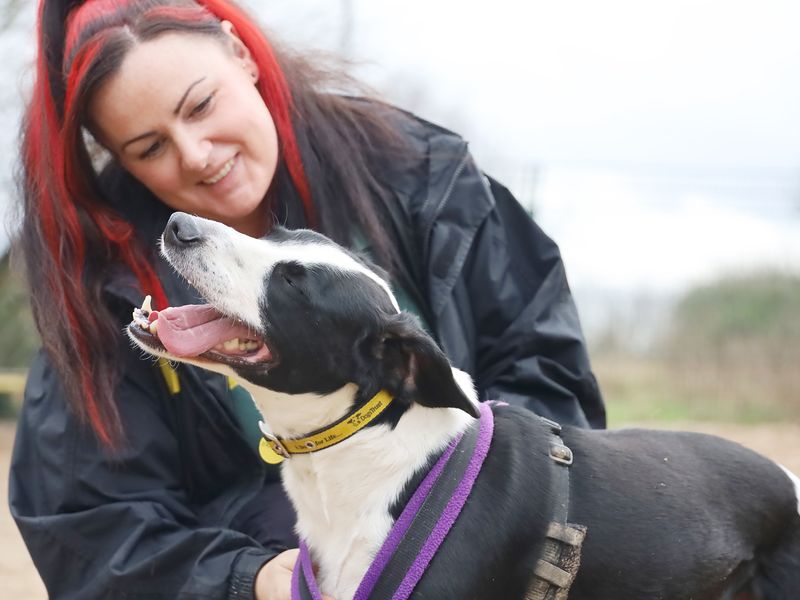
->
xmin=155 ymin=305 xmax=255 ymax=357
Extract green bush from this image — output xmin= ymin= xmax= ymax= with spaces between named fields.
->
xmin=594 ymin=271 xmax=800 ymax=425
xmin=663 ymin=271 xmax=800 ymax=358
xmin=654 ymin=270 xmax=800 ymax=420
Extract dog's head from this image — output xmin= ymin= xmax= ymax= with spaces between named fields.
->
xmin=128 ymin=212 xmax=478 ymax=418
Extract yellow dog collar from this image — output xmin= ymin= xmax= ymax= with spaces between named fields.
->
xmin=259 ymin=390 xmax=394 ymax=464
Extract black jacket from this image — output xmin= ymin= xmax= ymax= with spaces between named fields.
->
xmin=9 ymin=114 xmax=604 ymax=599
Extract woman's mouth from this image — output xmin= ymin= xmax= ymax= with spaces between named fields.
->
xmin=202 ymin=156 xmax=236 ymax=185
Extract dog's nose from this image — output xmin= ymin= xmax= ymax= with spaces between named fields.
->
xmin=165 ymin=212 xmax=204 ymax=247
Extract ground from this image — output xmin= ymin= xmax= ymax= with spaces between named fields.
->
xmin=2 ymin=419 xmax=799 ymax=598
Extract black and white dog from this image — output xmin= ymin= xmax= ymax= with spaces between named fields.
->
xmin=129 ymin=212 xmax=800 ymax=600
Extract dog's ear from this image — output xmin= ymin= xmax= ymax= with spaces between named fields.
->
xmin=374 ymin=312 xmax=480 ymax=418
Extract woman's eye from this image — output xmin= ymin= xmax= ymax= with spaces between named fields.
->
xmin=190 ymin=94 xmax=214 ymax=117
xmin=140 ymin=140 xmax=163 ymax=159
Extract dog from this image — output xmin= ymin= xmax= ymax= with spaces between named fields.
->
xmin=128 ymin=212 xmax=800 ymax=600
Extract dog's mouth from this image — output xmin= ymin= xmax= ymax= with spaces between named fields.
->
xmin=128 ymin=296 xmax=273 ymax=368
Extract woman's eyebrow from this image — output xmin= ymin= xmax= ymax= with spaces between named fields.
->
xmin=120 ymin=77 xmax=207 ymax=152
xmin=173 ymin=77 xmax=206 ymax=115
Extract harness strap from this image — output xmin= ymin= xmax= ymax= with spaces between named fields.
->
xmin=358 ymin=411 xmax=482 ymax=599
xmin=292 ymin=402 xmax=494 ymax=600
xmin=542 ymin=417 xmax=572 ymax=526
xmin=292 ymin=543 xmax=323 ymax=600
xmin=525 ymin=418 xmax=586 ymax=600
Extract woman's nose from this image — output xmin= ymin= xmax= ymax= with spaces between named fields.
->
xmin=177 ymin=131 xmax=212 ymax=173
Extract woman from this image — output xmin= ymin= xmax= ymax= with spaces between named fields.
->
xmin=9 ymin=0 xmax=605 ymax=598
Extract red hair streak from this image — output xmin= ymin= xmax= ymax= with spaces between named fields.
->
xmin=26 ymin=1 xmax=169 ymax=447
xmin=29 ymin=5 xmax=110 ymax=446
xmin=29 ymin=0 xmax=314 ymax=448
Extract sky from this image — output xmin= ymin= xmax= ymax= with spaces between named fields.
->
xmin=1 ymin=0 xmax=799 ymax=311
xmin=252 ymin=0 xmax=800 ymax=300
xmin=254 ymin=0 xmax=800 ymax=168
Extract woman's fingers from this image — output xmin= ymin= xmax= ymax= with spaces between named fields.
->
xmin=254 ymin=548 xmax=298 ymax=600
xmin=254 ymin=548 xmax=336 ymax=600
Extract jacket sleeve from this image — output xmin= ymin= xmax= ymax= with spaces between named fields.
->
xmin=435 ymin=172 xmax=606 ymax=428
xmin=9 ymin=348 xmax=278 ymax=600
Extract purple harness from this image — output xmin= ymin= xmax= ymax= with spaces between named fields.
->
xmin=291 ymin=402 xmax=495 ymax=600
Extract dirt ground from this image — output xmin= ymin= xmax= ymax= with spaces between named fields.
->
xmin=2 ymin=420 xmax=799 ymax=599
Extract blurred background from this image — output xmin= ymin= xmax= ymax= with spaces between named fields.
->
xmin=0 ymin=0 xmax=799 ymax=595
xmin=2 ymin=0 xmax=798 ymax=424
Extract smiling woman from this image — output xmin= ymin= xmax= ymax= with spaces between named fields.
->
xmin=90 ymin=31 xmax=279 ymax=237
xmin=9 ymin=1 xmax=605 ymax=599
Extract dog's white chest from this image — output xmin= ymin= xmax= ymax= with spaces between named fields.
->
xmin=282 ymin=444 xmax=400 ymax=597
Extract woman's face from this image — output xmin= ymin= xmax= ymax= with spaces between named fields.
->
xmin=90 ymin=28 xmax=278 ymax=237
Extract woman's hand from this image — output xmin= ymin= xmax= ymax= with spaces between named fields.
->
xmin=254 ymin=548 xmax=335 ymax=600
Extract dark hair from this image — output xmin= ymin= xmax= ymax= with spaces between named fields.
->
xmin=19 ymin=0 xmax=411 ymax=447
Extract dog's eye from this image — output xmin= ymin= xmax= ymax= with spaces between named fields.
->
xmin=284 ymin=262 xmax=306 ymax=278
xmin=279 ymin=262 xmax=307 ymax=288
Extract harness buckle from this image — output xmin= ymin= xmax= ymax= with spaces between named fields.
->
xmin=549 ymin=442 xmax=573 ymax=466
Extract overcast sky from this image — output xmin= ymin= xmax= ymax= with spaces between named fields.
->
xmin=253 ymin=0 xmax=800 ymax=296
xmin=254 ymin=0 xmax=800 ymax=169
xmin=2 ymin=0 xmax=799 ymax=298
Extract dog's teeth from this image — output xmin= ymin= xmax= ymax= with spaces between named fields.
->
xmin=223 ymin=338 xmax=240 ymax=351
xmin=149 ymin=320 xmax=159 ymax=335
xmin=133 ymin=308 xmax=150 ymax=330
xmin=141 ymin=295 xmax=152 ymax=314
xmin=244 ymin=340 xmax=260 ymax=351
